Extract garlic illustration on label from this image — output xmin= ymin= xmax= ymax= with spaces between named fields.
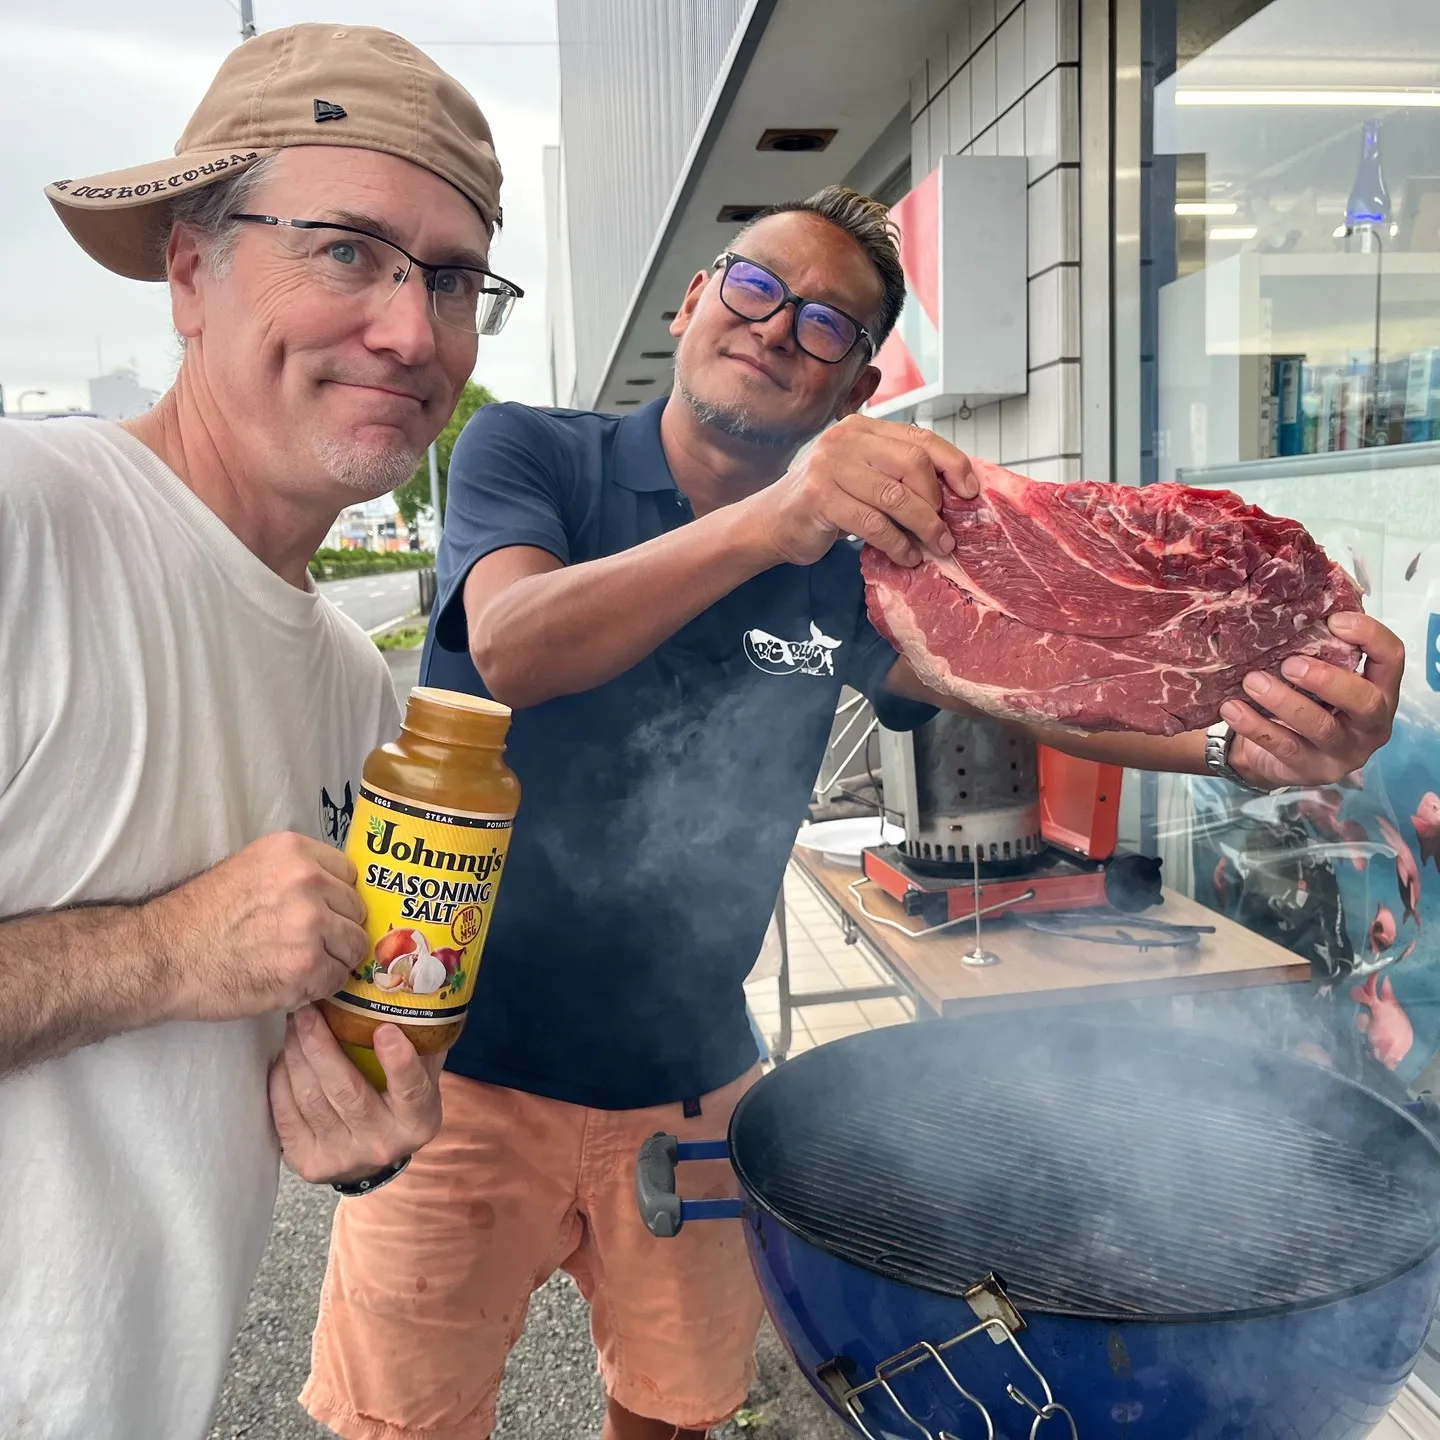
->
xmin=407 ymin=950 xmax=447 ymax=995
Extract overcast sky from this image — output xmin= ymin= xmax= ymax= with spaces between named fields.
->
xmin=0 ymin=0 xmax=559 ymax=414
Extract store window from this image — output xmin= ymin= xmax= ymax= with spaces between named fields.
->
xmin=1135 ymin=6 xmax=1440 ymax=1387
xmin=1142 ymin=0 xmax=1440 ymax=484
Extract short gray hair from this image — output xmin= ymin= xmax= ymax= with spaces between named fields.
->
xmin=735 ymin=185 xmax=906 ymax=354
xmin=163 ymin=153 xmax=279 ymax=277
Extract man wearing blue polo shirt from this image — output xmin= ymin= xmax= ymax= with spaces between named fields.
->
xmin=306 ymin=187 xmax=1402 ymax=1440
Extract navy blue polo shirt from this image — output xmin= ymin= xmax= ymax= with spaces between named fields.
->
xmin=420 ymin=398 xmax=935 ymax=1110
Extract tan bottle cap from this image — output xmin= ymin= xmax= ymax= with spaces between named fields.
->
xmin=405 ymin=687 xmax=511 ymax=747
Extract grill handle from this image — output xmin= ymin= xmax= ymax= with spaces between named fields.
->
xmin=636 ymin=1132 xmax=743 ymax=1237
xmin=1404 ymin=1097 xmax=1440 ymax=1131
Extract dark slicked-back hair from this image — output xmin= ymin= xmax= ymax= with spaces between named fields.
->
xmin=735 ymin=185 xmax=905 ymax=353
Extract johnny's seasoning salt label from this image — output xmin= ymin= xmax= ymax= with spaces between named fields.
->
xmin=332 ymin=784 xmax=512 ymax=1025
xmin=319 ymin=687 xmax=519 ymax=1089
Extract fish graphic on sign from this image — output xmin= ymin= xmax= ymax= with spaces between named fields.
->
xmin=1370 ymin=903 xmax=1397 ymax=955
xmin=1377 ymin=815 xmax=1423 ymax=929
xmin=1412 ymin=792 xmax=1440 ymax=871
xmin=1339 ymin=819 xmax=1370 ymax=871
xmin=1289 ymin=789 xmax=1368 ymax=870
xmin=1349 ymin=548 xmax=1373 ymax=597
xmin=1213 ymin=855 xmax=1235 ymax=910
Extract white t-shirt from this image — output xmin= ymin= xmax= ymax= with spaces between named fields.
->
xmin=0 ymin=419 xmax=400 ymax=1439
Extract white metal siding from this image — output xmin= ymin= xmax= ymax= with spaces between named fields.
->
xmin=557 ymin=0 xmax=747 ymax=407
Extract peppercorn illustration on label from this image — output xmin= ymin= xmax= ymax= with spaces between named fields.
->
xmin=332 ymin=784 xmax=512 ymax=1025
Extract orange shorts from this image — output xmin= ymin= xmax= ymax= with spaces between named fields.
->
xmin=301 ymin=1066 xmax=765 ymax=1438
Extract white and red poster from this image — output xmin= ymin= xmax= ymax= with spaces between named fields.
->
xmin=867 ymin=165 xmax=940 ymax=412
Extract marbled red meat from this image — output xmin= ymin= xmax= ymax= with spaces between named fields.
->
xmin=862 ymin=460 xmax=1363 ymax=736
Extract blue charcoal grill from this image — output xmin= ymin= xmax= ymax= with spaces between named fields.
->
xmin=636 ymin=1016 xmax=1440 ymax=1439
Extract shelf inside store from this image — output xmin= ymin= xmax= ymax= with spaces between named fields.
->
xmin=1187 ymin=250 xmax=1440 ymax=360
xmin=1177 ymin=438 xmax=1440 ymax=486
xmin=1158 ymin=251 xmax=1440 ymax=479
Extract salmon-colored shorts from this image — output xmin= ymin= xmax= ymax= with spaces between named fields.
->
xmin=301 ymin=1065 xmax=765 ymax=1438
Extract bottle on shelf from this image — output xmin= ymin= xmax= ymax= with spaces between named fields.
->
xmin=1404 ymin=349 xmax=1440 ymax=445
xmin=1344 ymin=118 xmax=1389 ymax=254
xmin=1272 ymin=356 xmax=1305 ymax=457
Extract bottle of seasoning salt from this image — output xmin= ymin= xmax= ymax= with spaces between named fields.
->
xmin=321 ymin=687 xmax=520 ymax=1088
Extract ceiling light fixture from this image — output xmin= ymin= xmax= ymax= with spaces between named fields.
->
xmin=1174 ymin=201 xmax=1238 ymax=215
xmin=1177 ymin=88 xmax=1440 ymax=107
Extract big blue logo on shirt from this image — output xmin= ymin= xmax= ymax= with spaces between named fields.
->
xmin=743 ymin=623 xmax=842 ymax=678
xmin=1427 ymin=612 xmax=1440 ymax=692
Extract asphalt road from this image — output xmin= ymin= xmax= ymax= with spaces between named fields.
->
xmin=317 ymin=570 xmax=424 ymax=634
xmin=210 ymin=643 xmax=846 ymax=1440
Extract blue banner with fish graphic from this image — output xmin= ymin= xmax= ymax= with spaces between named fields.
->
xmin=1186 ymin=457 xmax=1440 ymax=1088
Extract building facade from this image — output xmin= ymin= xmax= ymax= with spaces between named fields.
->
xmin=87 ymin=368 xmax=159 ymax=420
xmin=554 ymin=0 xmax=750 ymax=408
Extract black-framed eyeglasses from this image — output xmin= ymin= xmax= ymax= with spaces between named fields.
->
xmin=712 ymin=251 xmax=873 ymax=365
xmin=230 ymin=214 xmax=524 ymax=336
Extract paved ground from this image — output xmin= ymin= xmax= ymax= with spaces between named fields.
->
xmin=317 ymin=570 xmax=424 ymax=633
xmin=210 ymin=638 xmax=848 ymax=1440
xmin=383 ymin=643 xmax=423 ymax=698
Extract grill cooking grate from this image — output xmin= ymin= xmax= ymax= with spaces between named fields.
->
xmin=732 ymin=1020 xmax=1440 ymax=1320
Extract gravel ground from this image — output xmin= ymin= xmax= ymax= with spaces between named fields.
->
xmin=207 ymin=1171 xmax=611 ymax=1440
xmin=208 ymin=1171 xmax=336 ymax=1440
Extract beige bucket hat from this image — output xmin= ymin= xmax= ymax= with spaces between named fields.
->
xmin=46 ymin=23 xmax=503 ymax=282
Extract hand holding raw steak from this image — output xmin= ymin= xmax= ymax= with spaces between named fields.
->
xmin=863 ymin=458 xmax=1364 ymax=736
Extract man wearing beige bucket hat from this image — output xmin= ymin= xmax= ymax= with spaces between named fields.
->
xmin=0 ymin=24 xmax=519 ymax=1440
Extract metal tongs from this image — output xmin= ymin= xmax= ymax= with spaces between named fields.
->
xmin=1016 ymin=908 xmax=1216 ymax=951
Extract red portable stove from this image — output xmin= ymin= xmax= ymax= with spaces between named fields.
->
xmin=866 ymin=716 xmax=1163 ymax=931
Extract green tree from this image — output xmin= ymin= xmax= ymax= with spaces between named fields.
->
xmin=392 ymin=380 xmax=497 ymax=531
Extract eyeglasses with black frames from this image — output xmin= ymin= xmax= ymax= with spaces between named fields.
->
xmin=230 ymin=214 xmax=524 ymax=337
xmin=712 ymin=251 xmax=873 ymax=364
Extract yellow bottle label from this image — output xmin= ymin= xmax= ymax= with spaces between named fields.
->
xmin=333 ymin=783 xmax=513 ymax=1025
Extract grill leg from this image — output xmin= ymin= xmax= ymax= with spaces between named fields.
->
xmin=773 ymin=875 xmax=791 ymax=1064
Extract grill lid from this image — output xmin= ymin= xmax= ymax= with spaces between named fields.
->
xmin=729 ymin=1017 xmax=1440 ymax=1321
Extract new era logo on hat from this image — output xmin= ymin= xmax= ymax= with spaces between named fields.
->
xmin=313 ymin=99 xmax=347 ymax=123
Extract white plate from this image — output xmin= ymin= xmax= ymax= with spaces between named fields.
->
xmin=794 ymin=817 xmax=904 ymax=868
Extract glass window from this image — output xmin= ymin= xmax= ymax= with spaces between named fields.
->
xmin=1132 ymin=0 xmax=1440 ymax=1207
xmin=1134 ymin=6 xmax=1440 ymax=1390
xmin=1142 ymin=0 xmax=1440 ymax=485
